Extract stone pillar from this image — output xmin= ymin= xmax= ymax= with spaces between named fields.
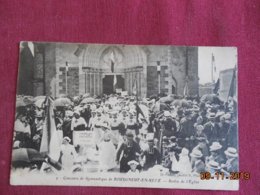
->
xmin=93 ymin=70 xmax=96 ymax=96
xmin=96 ymin=70 xmax=99 ymax=96
xmin=124 ymin=71 xmax=128 ymax=92
xmin=130 ymin=70 xmax=133 ymax=94
xmin=100 ymin=71 xmax=103 ymax=95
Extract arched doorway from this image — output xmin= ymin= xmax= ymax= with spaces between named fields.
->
xmin=79 ymin=45 xmax=147 ymax=97
xmin=102 ymin=75 xmax=125 ymax=95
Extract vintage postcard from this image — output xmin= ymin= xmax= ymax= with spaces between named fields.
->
xmin=10 ymin=42 xmax=239 ymax=190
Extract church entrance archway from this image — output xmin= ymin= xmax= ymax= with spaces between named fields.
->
xmin=102 ymin=75 xmax=125 ymax=95
xmin=79 ymin=45 xmax=147 ymax=97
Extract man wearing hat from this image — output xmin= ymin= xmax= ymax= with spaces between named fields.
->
xmin=116 ymin=131 xmax=141 ymax=172
xmin=221 ymin=147 xmax=238 ymax=173
xmin=193 ymin=136 xmax=209 ymax=157
xmin=203 ymin=113 xmax=219 ymax=144
xmin=141 ymin=138 xmax=161 ymax=171
xmin=190 ymin=149 xmax=206 ymax=175
xmin=161 ymin=111 xmax=177 ymax=138
xmin=14 ymin=113 xmax=31 ymax=148
xmin=81 ymin=104 xmax=92 ymax=129
xmin=31 ymin=112 xmax=44 ymax=150
xmin=206 ymin=160 xmax=221 ymax=175
xmin=218 ymin=115 xmax=230 ymax=148
xmin=71 ymin=110 xmax=87 ymax=131
xmin=62 ymin=110 xmax=73 ymax=142
xmin=179 ymin=110 xmax=196 ymax=150
xmin=206 ymin=142 xmax=225 ymax=165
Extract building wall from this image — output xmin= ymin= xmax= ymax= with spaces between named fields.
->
xmin=146 ymin=46 xmax=198 ymax=97
xmin=29 ymin=43 xmax=199 ymax=98
xmin=219 ymin=68 xmax=236 ymax=101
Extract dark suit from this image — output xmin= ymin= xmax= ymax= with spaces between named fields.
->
xmin=142 ymin=147 xmax=161 ymax=170
xmin=116 ymin=141 xmax=141 ymax=172
xmin=203 ymin=122 xmax=219 ymax=144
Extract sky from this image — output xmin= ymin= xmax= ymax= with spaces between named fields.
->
xmin=198 ymin=47 xmax=237 ymax=84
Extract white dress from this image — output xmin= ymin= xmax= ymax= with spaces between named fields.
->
xmin=61 ymin=144 xmax=77 ymax=171
xmin=177 ymin=155 xmax=192 ymax=174
xmin=170 ymin=153 xmax=179 ymax=172
xmin=98 ymin=140 xmax=117 ymax=171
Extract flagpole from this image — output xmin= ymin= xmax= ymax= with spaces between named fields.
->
xmin=65 ymin=61 xmax=68 ymax=95
xmin=211 ymin=53 xmax=214 ymax=83
xmin=227 ymin=65 xmax=237 ymax=101
xmin=136 ymin=77 xmax=138 ymax=124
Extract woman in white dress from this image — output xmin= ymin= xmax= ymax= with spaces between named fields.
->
xmin=60 ymin=137 xmax=77 ymax=171
xmin=176 ymin=148 xmax=192 ymax=174
xmin=98 ymin=123 xmax=117 ymax=172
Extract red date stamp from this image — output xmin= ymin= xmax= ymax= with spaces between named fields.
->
xmin=200 ymin=172 xmax=250 ymax=180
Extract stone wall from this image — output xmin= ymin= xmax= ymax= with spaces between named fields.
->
xmin=28 ymin=43 xmax=198 ymax=98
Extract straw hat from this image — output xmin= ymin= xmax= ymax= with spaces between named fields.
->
xmin=207 ymin=112 xmax=216 ymax=119
xmin=127 ymin=160 xmax=139 ymax=166
xmin=209 ymin=142 xmax=222 ymax=151
xmin=224 ymin=147 xmax=238 ymax=158
xmin=190 ymin=149 xmax=203 ymax=158
xmin=63 ymin=136 xmax=71 ymax=143
xmin=207 ymin=160 xmax=220 ymax=170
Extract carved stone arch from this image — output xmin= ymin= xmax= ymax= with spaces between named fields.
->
xmin=79 ymin=45 xmax=148 ymax=97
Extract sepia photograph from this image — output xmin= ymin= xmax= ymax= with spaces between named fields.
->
xmin=10 ymin=42 xmax=238 ymax=190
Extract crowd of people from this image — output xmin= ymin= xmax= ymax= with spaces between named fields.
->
xmin=12 ymin=93 xmax=238 ymax=177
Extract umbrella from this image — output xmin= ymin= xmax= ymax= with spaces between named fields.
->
xmin=34 ymin=98 xmax=46 ymax=108
xmin=33 ymin=96 xmax=46 ymax=101
xmin=201 ymin=94 xmax=221 ymax=104
xmin=58 ymin=94 xmax=67 ymax=98
xmin=16 ymin=97 xmax=34 ymax=107
xmin=152 ymin=102 xmax=171 ymax=112
xmin=159 ymin=95 xmax=175 ymax=103
xmin=12 ymin=148 xmax=45 ymax=163
xmin=172 ymin=99 xmax=189 ymax=107
xmin=54 ymin=97 xmax=72 ymax=107
xmin=16 ymin=99 xmax=26 ymax=107
xmin=81 ymin=97 xmax=96 ymax=104
xmin=82 ymin=93 xmax=90 ymax=98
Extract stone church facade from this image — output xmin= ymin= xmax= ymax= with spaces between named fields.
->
xmin=17 ymin=42 xmax=199 ymax=98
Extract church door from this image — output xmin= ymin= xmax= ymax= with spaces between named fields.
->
xmin=103 ymin=75 xmax=114 ymax=95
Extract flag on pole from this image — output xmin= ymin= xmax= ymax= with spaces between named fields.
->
xmin=40 ymin=97 xmax=61 ymax=161
xmin=136 ymin=104 xmax=149 ymax=123
xmin=110 ymin=51 xmax=115 ymax=73
xmin=212 ymin=54 xmax=216 ymax=72
xmin=213 ymin=78 xmax=220 ymax=94
xmin=212 ymin=53 xmax=217 ymax=83
xmin=228 ymin=67 xmax=237 ymax=100
xmin=183 ymin=81 xmax=189 ymax=96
